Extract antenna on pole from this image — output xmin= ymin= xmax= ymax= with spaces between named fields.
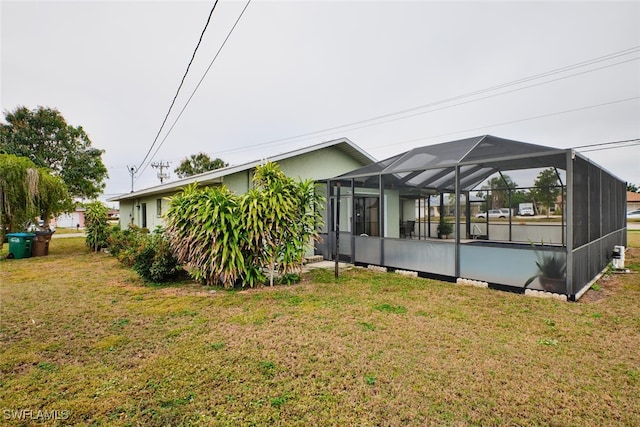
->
xmin=151 ymin=161 xmax=171 ymax=184
xmin=127 ymin=165 xmax=137 ymax=192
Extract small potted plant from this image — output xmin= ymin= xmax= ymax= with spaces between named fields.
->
xmin=524 ymin=249 xmax=566 ymax=293
xmin=437 ymin=217 xmax=453 ymax=239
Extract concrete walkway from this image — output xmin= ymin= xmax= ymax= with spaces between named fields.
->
xmin=303 ymin=260 xmax=350 ymax=271
xmin=52 ymin=232 xmax=86 ymax=239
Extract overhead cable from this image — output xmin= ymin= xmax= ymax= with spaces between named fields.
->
xmin=368 ymin=96 xmax=640 ymax=150
xmin=138 ymin=0 xmax=252 ymax=180
xmin=137 ymin=0 xmax=220 ymax=172
xmin=213 ymin=46 xmax=640 ymax=156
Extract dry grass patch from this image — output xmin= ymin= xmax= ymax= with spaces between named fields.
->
xmin=1 ymin=235 xmax=639 ymax=425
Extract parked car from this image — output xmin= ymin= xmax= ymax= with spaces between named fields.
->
xmin=627 ymin=209 xmax=640 ymax=219
xmin=476 ymin=209 xmax=510 ymax=219
xmin=519 ymin=207 xmax=534 ymax=216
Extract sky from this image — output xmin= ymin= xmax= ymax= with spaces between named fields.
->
xmin=2 ymin=0 xmax=639 ymax=202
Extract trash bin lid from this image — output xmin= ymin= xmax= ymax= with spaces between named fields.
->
xmin=6 ymin=232 xmax=36 ymax=237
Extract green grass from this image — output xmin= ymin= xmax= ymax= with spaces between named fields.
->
xmin=1 ymin=235 xmax=639 ymax=425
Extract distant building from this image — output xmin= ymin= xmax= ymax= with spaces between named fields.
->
xmin=628 ymin=191 xmax=640 ymax=212
xmin=54 ymin=207 xmax=86 ymax=228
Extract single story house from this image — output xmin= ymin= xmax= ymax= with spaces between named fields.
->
xmin=54 ymin=207 xmax=86 ymax=228
xmin=319 ymin=135 xmax=627 ymax=301
xmin=108 ymin=138 xmax=375 ymax=231
xmin=627 ymin=191 xmax=640 ymax=212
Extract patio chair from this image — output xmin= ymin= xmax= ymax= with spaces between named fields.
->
xmin=403 ymin=221 xmax=415 ymax=238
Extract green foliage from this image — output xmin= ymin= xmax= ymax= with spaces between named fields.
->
xmin=165 ymin=161 xmax=324 ymax=288
xmin=508 ymin=190 xmax=532 ymax=210
xmin=0 ymin=154 xmax=70 ymax=245
xmin=531 ymin=168 xmax=562 ymax=219
xmin=524 ymin=245 xmax=567 ymax=288
xmin=437 ymin=216 xmax=453 ymax=237
xmin=479 ymin=174 xmax=517 ymax=209
xmin=107 ymin=226 xmax=180 ymax=283
xmin=107 ymin=225 xmax=147 ymax=265
xmin=174 ymin=152 xmax=228 ymax=178
xmin=0 ymin=106 xmax=108 ymax=199
xmin=85 ymin=201 xmax=109 ymax=252
xmin=0 ymin=154 xmax=39 ymax=239
xmin=167 ymin=184 xmax=245 ymax=287
xmin=35 ymin=169 xmax=72 ymax=223
xmin=132 ymin=229 xmax=180 ymax=283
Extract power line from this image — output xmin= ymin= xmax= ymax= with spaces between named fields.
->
xmin=136 ymin=0 xmax=220 ymax=172
xmin=212 ymin=46 xmax=640 ymax=156
xmin=137 ymin=0 xmax=253 ymax=181
xmin=572 ymin=138 xmax=640 ymax=149
xmin=577 ymin=140 xmax=640 ymax=153
xmin=369 ymin=96 xmax=640 ymax=151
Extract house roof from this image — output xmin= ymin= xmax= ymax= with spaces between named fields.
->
xmin=628 ymin=191 xmax=640 ymax=202
xmin=336 ymin=135 xmax=567 ymax=192
xmin=109 ymin=137 xmax=374 ymax=202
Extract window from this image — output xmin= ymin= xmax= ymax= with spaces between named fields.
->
xmin=156 ymin=199 xmax=162 ymax=217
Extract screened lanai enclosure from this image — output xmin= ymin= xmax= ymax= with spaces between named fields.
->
xmin=316 ymin=135 xmax=627 ymax=301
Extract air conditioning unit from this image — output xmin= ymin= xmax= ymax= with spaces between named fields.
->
xmin=612 ymin=245 xmax=625 ymax=269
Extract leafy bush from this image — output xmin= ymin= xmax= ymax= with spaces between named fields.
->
xmin=132 ymin=230 xmax=180 ymax=283
xmin=85 ymin=201 xmax=109 ymax=251
xmin=107 ymin=225 xmax=147 ymax=266
xmin=107 ymin=226 xmax=180 ymax=283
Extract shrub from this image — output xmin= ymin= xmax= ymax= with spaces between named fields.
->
xmin=107 ymin=226 xmax=180 ymax=283
xmin=107 ymin=225 xmax=147 ymax=266
xmin=85 ymin=201 xmax=109 ymax=251
xmin=132 ymin=231 xmax=179 ymax=283
xmin=165 ymin=162 xmax=324 ymax=288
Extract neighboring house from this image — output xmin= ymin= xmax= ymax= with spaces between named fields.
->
xmin=108 ymin=138 xmax=375 ymax=231
xmin=54 ymin=207 xmax=86 ymax=228
xmin=415 ymin=195 xmax=483 ymax=219
xmin=627 ymin=191 xmax=640 ymax=212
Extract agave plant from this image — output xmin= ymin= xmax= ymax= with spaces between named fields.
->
xmin=524 ymin=247 xmax=566 ymax=293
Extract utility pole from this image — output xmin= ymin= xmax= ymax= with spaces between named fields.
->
xmin=151 ymin=161 xmax=171 ymax=184
xmin=127 ymin=165 xmax=137 ymax=192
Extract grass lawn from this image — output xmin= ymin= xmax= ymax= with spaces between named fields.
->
xmin=1 ymin=234 xmax=639 ymax=426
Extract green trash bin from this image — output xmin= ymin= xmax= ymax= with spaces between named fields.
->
xmin=6 ymin=232 xmax=36 ymax=259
